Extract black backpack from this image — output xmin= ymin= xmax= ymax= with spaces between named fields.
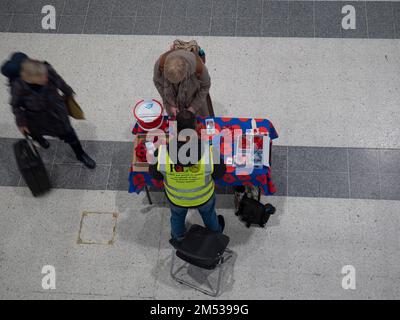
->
xmin=236 ymin=196 xmax=276 ymax=228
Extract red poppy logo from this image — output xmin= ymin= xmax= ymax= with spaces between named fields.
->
xmin=242 ymin=181 xmax=253 ymax=187
xmin=221 ymin=117 xmax=232 ymax=122
xmin=256 ymin=175 xmax=267 ymax=185
xmin=258 ymin=126 xmax=269 ymax=134
xmin=174 ymin=165 xmax=184 ymax=172
xmin=223 ymin=174 xmax=236 ymax=184
xmin=151 ymin=179 xmax=164 ymax=188
xmin=133 ymin=174 xmax=146 ymax=187
xmin=237 ymin=174 xmax=251 ymax=181
xmin=226 ymin=165 xmax=235 ymax=173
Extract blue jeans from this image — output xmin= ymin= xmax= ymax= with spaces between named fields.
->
xmin=169 ymin=194 xmax=221 ymax=239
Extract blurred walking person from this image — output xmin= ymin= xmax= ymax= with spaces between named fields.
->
xmin=1 ymin=52 xmax=96 ymax=169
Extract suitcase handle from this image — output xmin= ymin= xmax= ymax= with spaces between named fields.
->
xmin=23 ymin=133 xmax=39 ymax=157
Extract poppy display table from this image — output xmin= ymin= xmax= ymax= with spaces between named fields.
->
xmin=129 ymin=116 xmax=279 ymax=202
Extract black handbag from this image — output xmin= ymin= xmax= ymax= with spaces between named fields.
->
xmin=236 ymin=196 xmax=276 ymax=228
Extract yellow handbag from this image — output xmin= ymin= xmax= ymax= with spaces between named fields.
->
xmin=67 ymin=97 xmax=85 ymax=120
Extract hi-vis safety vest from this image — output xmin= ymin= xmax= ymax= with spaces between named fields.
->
xmin=157 ymin=144 xmax=214 ymax=207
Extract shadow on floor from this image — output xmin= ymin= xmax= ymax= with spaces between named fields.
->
xmin=151 ymin=249 xmax=238 ymax=298
xmin=114 ymin=191 xmax=286 ymax=249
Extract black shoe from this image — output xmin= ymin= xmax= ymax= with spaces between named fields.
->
xmin=218 ymin=215 xmax=225 ymax=233
xmin=77 ymin=152 xmax=96 ymax=169
xmin=35 ymin=137 xmax=50 ymax=149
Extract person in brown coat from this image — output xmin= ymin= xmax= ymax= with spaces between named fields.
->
xmin=2 ymin=53 xmax=96 ymax=169
xmin=153 ymin=49 xmax=211 ymax=117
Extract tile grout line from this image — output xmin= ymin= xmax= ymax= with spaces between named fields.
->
xmin=340 ymin=0 xmax=343 ymax=39
xmin=286 ymin=145 xmax=289 ymax=197
xmin=184 ymin=0 xmax=188 ymax=36
xmin=81 ymin=0 xmax=91 ymax=35
xmin=261 ymin=0 xmax=264 ymax=37
xmin=105 ymin=163 xmax=112 ymax=191
xmin=364 ymin=0 xmax=369 ymax=39
xmin=261 ymin=0 xmax=264 ymax=20
xmin=104 ymin=6 xmax=113 ymax=35
xmin=377 ymin=149 xmax=382 ymax=200
xmin=49 ymin=139 xmax=58 ymax=184
xmin=209 ymin=0 xmax=214 ymax=36
xmin=286 ymin=0 xmax=289 ymax=37
xmin=106 ymin=0 xmax=116 ymax=34
xmin=288 ymin=169 xmax=351 ymax=174
xmin=105 ymin=142 xmax=115 ymax=190
xmin=60 ymin=0 xmax=66 ymax=16
xmin=56 ymin=0 xmax=67 ymax=34
xmin=391 ymin=1 xmax=396 ymax=39
xmin=132 ymin=1 xmax=139 ymax=35
xmin=346 ymin=147 xmax=351 ymax=199
xmin=56 ymin=15 xmax=63 ymax=34
xmin=157 ymin=0 xmax=165 ymax=36
xmin=6 ymin=13 xmax=14 ymax=32
xmin=313 ymin=0 xmax=316 ymax=39
xmin=184 ymin=0 xmax=188 ymax=19
xmin=151 ymin=211 xmax=166 ymax=299
xmin=234 ymin=0 xmax=238 ymax=37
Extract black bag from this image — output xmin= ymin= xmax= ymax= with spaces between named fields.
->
xmin=169 ymin=225 xmax=230 ymax=270
xmin=236 ymin=196 xmax=276 ymax=228
xmin=14 ymin=137 xmax=51 ymax=197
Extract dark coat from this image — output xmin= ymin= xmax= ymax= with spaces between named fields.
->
xmin=9 ymin=63 xmax=75 ymax=137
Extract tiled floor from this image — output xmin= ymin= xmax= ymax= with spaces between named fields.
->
xmin=1 ymin=138 xmax=399 ymax=200
xmin=1 ymin=187 xmax=399 ymax=299
xmin=1 ymin=0 xmax=400 ymax=301
xmin=0 ymin=0 xmax=399 ymax=38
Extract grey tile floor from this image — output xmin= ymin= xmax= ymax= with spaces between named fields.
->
xmin=1 ymin=137 xmax=399 ymax=200
xmin=0 ymin=0 xmax=399 ymax=38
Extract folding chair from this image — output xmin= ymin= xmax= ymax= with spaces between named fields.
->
xmin=169 ymin=224 xmax=233 ymax=297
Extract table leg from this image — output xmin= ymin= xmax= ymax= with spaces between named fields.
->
xmin=145 ymin=185 xmax=153 ymax=205
xmin=206 ymin=94 xmax=215 ymax=117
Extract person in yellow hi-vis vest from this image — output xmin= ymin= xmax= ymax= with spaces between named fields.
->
xmin=149 ymin=110 xmax=226 ymax=240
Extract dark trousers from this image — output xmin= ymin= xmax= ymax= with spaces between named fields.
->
xmin=31 ymin=128 xmax=84 ymax=157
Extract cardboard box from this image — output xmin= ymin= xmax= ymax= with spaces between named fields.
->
xmin=131 ymin=133 xmax=169 ymax=173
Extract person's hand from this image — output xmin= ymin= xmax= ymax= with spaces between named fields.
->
xmin=170 ymin=106 xmax=178 ymax=117
xmin=187 ymin=106 xmax=195 ymax=114
xmin=18 ymin=126 xmax=30 ymax=135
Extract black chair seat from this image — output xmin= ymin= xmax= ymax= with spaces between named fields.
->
xmin=170 ymin=225 xmax=230 ymax=270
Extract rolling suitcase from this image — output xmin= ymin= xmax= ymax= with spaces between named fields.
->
xmin=14 ymin=137 xmax=51 ymax=197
